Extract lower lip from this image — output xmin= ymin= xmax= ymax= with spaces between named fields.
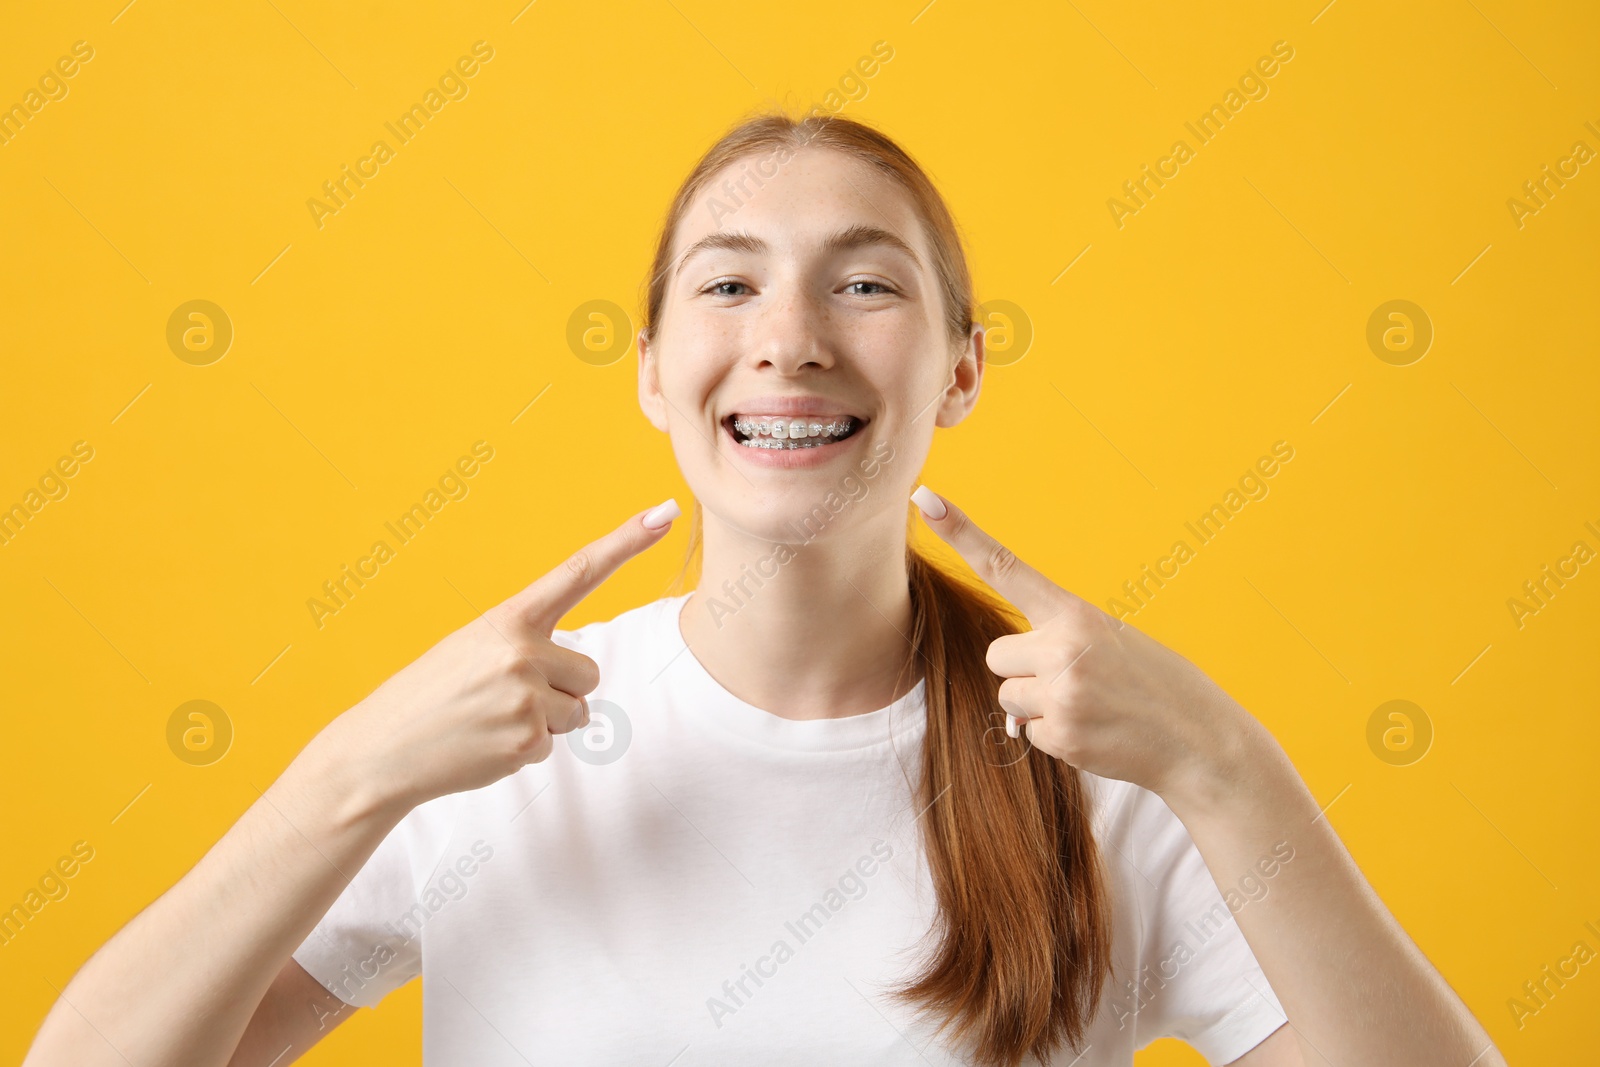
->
xmin=722 ymin=423 xmax=865 ymax=468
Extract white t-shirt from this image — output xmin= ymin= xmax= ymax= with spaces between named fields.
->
xmin=293 ymin=594 xmax=1288 ymax=1065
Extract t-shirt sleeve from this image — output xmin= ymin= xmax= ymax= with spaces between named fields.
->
xmin=1120 ymin=785 xmax=1290 ymax=1063
xmin=290 ymin=796 xmax=456 ymax=1009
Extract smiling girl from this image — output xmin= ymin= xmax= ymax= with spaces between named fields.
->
xmin=26 ymin=112 xmax=1502 ymax=1067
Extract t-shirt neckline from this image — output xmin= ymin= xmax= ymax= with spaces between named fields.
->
xmin=657 ymin=593 xmax=927 ymax=752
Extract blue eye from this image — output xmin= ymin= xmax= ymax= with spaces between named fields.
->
xmin=846 ymin=281 xmax=893 ymax=296
xmin=704 ymin=280 xmax=748 ymax=296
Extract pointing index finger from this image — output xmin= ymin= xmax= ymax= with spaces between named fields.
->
xmin=503 ymin=498 xmax=680 ymax=634
xmin=910 ymin=486 xmax=1071 ymax=626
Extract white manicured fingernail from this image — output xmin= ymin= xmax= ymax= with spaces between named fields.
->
xmin=643 ymin=498 xmax=681 ymax=530
xmin=911 ymin=485 xmax=947 ymax=520
xmin=1005 ymin=714 xmax=1021 ymax=739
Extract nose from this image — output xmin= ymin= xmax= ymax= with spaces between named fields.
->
xmin=749 ymin=284 xmax=834 ymax=375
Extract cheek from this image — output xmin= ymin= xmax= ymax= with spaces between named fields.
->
xmin=652 ymin=339 xmax=725 ymax=420
xmin=662 ymin=410 xmax=718 ymax=479
xmin=862 ymin=357 xmax=945 ymax=463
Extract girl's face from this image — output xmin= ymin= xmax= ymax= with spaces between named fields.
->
xmin=639 ymin=145 xmax=983 ymax=544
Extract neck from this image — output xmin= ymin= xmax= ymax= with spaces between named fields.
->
xmin=679 ymin=505 xmax=918 ymax=721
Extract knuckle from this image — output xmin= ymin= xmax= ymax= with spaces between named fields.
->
xmin=498 ymin=642 xmax=531 ymax=675
xmin=513 ymin=715 xmax=552 ymax=761
xmin=515 ymin=708 xmax=544 ymax=745
xmin=563 ymin=549 xmax=595 ymax=586
xmin=511 ymin=688 xmax=539 ymax=718
xmin=1065 ymin=596 xmax=1101 ymax=630
xmin=511 ymin=603 xmax=543 ymax=633
xmin=525 ymin=731 xmax=555 ymax=764
xmin=548 ymin=695 xmax=583 ymax=734
xmin=987 ymin=543 xmax=1020 ymax=584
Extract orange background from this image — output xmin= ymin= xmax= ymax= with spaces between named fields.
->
xmin=1 ymin=0 xmax=1596 ymax=1062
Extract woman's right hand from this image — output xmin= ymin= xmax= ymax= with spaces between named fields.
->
xmin=321 ymin=500 xmax=680 ymax=809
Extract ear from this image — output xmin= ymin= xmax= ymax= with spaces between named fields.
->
xmin=637 ymin=328 xmax=671 ymax=432
xmin=934 ymin=325 xmax=985 ymax=428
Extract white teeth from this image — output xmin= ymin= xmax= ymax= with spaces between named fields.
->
xmin=733 ymin=416 xmax=853 ymax=435
xmin=730 ymin=414 xmax=857 ymax=449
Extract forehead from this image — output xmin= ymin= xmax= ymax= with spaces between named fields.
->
xmin=670 ymin=145 xmax=929 ymax=271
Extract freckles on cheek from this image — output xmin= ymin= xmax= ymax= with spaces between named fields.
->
xmin=700 ymin=315 xmax=743 ymax=355
xmin=655 ymin=364 xmax=718 ymax=439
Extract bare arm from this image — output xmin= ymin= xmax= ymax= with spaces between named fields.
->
xmin=225 ymin=960 xmax=357 ymax=1067
xmin=23 ymin=505 xmax=676 ymax=1067
xmin=1232 ymin=1023 xmax=1300 ymax=1066
xmin=23 ymin=731 xmax=406 ymax=1067
xmin=1165 ymin=719 xmax=1504 ymax=1067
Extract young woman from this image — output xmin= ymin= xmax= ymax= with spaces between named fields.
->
xmin=26 ymin=113 xmax=1502 ymax=1066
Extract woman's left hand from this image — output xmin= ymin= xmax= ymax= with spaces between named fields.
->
xmin=912 ymin=487 xmax=1263 ymax=805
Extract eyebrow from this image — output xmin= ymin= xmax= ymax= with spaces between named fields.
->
xmin=673 ymin=224 xmax=921 ymax=278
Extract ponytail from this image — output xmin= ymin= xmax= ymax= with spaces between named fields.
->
xmin=896 ymin=547 xmax=1111 ymax=1065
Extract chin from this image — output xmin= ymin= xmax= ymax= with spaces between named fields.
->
xmin=689 ymin=434 xmax=904 ymax=548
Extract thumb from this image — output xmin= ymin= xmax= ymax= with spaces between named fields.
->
xmin=910 ymin=486 xmax=1072 ymax=627
xmin=502 ymin=497 xmax=681 ymax=635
